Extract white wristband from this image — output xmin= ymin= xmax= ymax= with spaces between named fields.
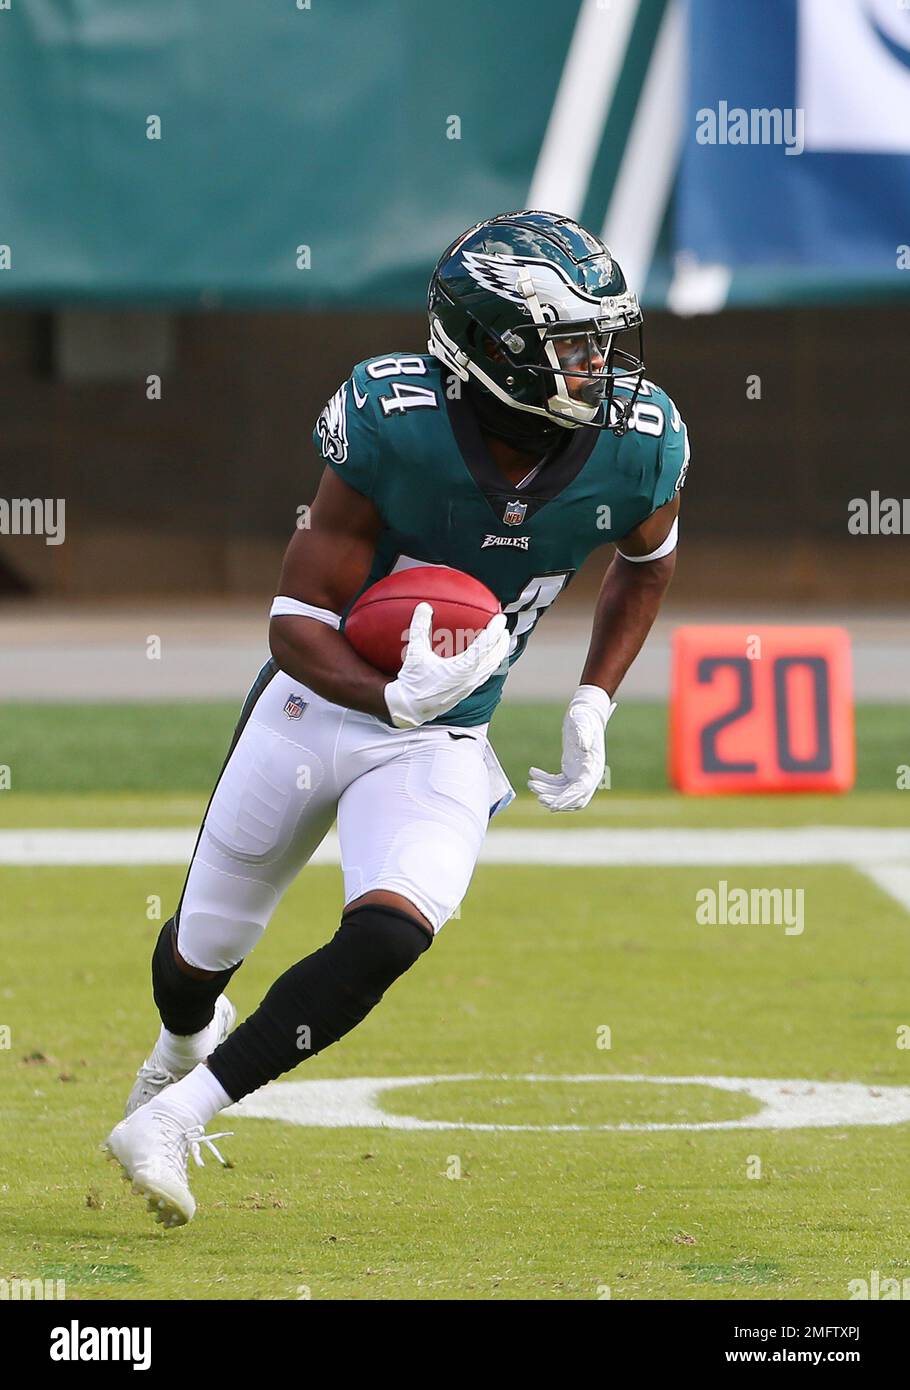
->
xmin=270 ymin=596 xmax=341 ymax=629
xmin=616 ymin=516 xmax=678 ymax=562
xmin=571 ymin=684 xmax=617 ymax=728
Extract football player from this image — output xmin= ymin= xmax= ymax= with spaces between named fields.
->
xmin=104 ymin=210 xmax=689 ymax=1225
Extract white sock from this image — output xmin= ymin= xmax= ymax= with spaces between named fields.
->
xmin=156 ymin=1005 xmax=222 ymax=1077
xmin=161 ymin=1063 xmax=232 ymax=1130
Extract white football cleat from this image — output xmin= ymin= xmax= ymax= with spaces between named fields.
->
xmin=102 ymin=1102 xmax=232 ymax=1229
xmin=124 ymin=994 xmax=236 ymax=1118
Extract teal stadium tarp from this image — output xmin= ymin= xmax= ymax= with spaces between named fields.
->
xmin=0 ymin=1 xmax=576 ymax=305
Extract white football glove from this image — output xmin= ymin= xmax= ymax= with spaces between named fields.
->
xmin=384 ymin=602 xmax=510 ymax=730
xmin=528 ymin=684 xmax=617 ymax=812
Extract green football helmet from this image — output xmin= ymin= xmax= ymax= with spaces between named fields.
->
xmin=427 ymin=210 xmax=644 ymax=434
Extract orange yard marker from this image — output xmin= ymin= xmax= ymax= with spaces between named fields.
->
xmin=669 ymin=626 xmax=855 ymax=794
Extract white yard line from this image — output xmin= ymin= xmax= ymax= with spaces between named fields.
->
xmin=1 ymin=825 xmax=908 ymax=867
xmin=1 ymin=826 xmax=909 ymax=919
xmin=0 ymin=828 xmax=200 ymax=866
xmin=478 ymin=827 xmax=910 ymax=867
xmin=861 ymin=862 xmax=910 ymax=914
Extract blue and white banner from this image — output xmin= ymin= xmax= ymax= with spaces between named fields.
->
xmin=674 ymin=0 xmax=910 ymax=307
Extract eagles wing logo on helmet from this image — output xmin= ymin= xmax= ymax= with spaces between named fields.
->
xmin=427 ymin=211 xmax=646 ymax=434
xmin=462 ymin=250 xmax=608 ymax=322
xmin=315 ymin=382 xmax=350 ymax=464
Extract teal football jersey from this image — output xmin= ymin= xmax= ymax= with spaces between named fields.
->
xmin=313 ymin=352 xmax=689 ymax=726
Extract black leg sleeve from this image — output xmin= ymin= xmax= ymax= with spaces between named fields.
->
xmin=206 ymin=905 xmax=431 ymax=1102
xmin=152 ymin=919 xmax=242 ymax=1036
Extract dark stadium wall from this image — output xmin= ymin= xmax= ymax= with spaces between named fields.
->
xmin=0 ymin=307 xmax=906 ymax=605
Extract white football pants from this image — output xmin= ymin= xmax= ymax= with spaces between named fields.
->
xmin=175 ymin=661 xmax=514 ymax=970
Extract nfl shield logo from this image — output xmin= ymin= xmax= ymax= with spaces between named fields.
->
xmin=283 ymin=692 xmax=307 ymax=721
xmin=503 ymin=498 xmax=527 ymax=526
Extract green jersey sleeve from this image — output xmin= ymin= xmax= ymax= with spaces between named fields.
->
xmin=650 ymin=392 xmax=691 ymax=512
xmin=312 ymin=361 xmax=380 ymax=500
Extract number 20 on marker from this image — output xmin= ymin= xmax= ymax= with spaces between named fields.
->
xmin=669 ymin=626 xmax=855 ymax=794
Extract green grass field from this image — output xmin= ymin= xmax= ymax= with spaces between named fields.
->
xmin=1 ymin=701 xmax=909 ymax=1300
